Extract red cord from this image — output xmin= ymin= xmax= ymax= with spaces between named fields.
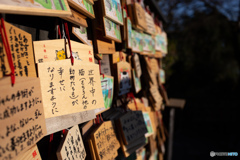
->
xmin=100 ymin=114 xmax=103 ymax=122
xmin=49 ymin=133 xmax=54 ymax=142
xmin=128 ymin=92 xmax=138 ymax=110
xmin=64 ymin=22 xmax=74 ymax=65
xmin=124 ymin=5 xmax=129 ymax=18
xmin=0 ymin=18 xmax=15 ymax=86
xmin=57 ymin=25 xmax=62 ymax=39
xmin=62 ymin=129 xmax=66 ymax=135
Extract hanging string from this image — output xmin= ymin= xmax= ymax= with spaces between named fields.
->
xmin=124 ymin=5 xmax=129 ymax=18
xmin=47 ymin=133 xmax=54 ymax=160
xmin=95 ymin=115 xmax=100 ymax=124
xmin=57 ymin=25 xmax=62 ymax=39
xmin=0 ymin=18 xmax=15 ymax=86
xmin=127 ymin=92 xmax=138 ymax=110
xmin=64 ymin=22 xmax=74 ymax=65
xmin=100 ymin=114 xmax=103 ymax=123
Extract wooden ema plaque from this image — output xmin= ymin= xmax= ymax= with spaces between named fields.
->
xmin=0 ymin=77 xmax=47 ymax=160
xmin=0 ymin=0 xmax=71 ymax=17
xmin=33 ymin=39 xmax=66 ymax=63
xmin=145 ymin=12 xmax=156 ymax=35
xmin=117 ymin=61 xmax=132 ymax=96
xmin=95 ymin=39 xmax=115 ymax=54
xmin=72 ymin=26 xmax=92 ymax=46
xmin=98 ymin=55 xmax=111 ymax=76
xmin=94 ymin=75 xmax=114 ymax=115
xmin=131 ymin=30 xmax=143 ymax=53
xmin=133 ymin=2 xmax=147 ymax=31
xmin=112 ymin=52 xmax=120 ymax=64
xmin=33 ymin=39 xmax=94 ymax=63
xmin=61 ymin=8 xmax=88 ymax=27
xmin=16 ymin=144 xmax=41 ymax=160
xmin=132 ymin=69 xmax=142 ymax=93
xmin=142 ymin=33 xmax=153 ymax=52
xmin=37 ymin=59 xmax=104 ymax=119
xmin=68 ymin=0 xmax=95 ymax=19
xmin=103 ymin=17 xmax=122 ymax=43
xmin=66 ymin=40 xmax=94 ymax=63
xmin=0 ymin=20 xmax=37 ymax=77
xmin=57 ymin=125 xmax=86 ymax=160
xmin=133 ymin=54 xmax=142 ymax=78
xmin=91 ymin=121 xmax=120 ymax=160
xmin=118 ymin=111 xmax=147 ymax=145
xmin=126 ymin=18 xmax=132 ymax=49
xmin=101 ymin=0 xmax=124 ymax=25
xmin=117 ymin=129 xmax=146 ymax=158
xmin=142 ymin=112 xmax=154 ymax=137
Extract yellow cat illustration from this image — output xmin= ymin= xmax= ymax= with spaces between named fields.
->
xmin=56 ymin=49 xmax=66 ymax=60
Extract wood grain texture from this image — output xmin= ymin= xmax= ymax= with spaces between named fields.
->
xmin=45 ymin=109 xmax=96 ymax=135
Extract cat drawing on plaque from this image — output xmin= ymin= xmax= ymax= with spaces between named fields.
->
xmin=56 ymin=48 xmax=66 ymax=60
xmin=117 ymin=61 xmax=131 ymax=96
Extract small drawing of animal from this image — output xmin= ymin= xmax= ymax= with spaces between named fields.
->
xmin=105 ymin=20 xmax=111 ymax=31
xmin=56 ymin=49 xmax=66 ymax=60
xmin=80 ymin=27 xmax=86 ymax=34
xmin=106 ymin=0 xmax=112 ymax=10
xmin=72 ymin=51 xmax=81 ymax=60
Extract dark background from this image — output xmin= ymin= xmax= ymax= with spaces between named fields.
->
xmin=158 ymin=0 xmax=240 ymax=159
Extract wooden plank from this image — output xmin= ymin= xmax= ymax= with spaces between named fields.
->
xmin=0 ymin=0 xmax=71 ymax=17
xmin=61 ymin=8 xmax=88 ymax=27
xmin=45 ymin=109 xmax=96 ymax=135
xmin=68 ymin=0 xmax=95 ymax=19
xmin=0 ymin=77 xmax=47 ymax=160
xmin=96 ymin=39 xmax=115 ymax=54
xmin=37 ymin=59 xmax=104 ymax=118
